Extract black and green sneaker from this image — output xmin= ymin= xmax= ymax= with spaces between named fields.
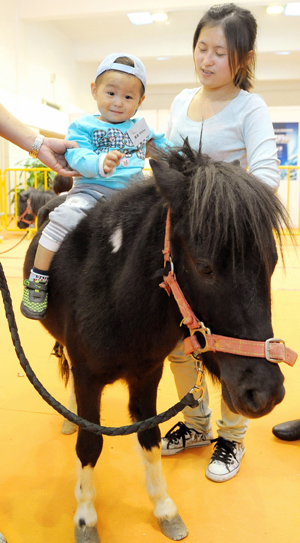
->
xmin=20 ymin=279 xmax=48 ymax=320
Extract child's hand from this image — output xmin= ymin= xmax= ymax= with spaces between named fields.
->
xmin=146 ymin=139 xmax=155 ymax=158
xmin=103 ymin=151 xmax=125 ymax=173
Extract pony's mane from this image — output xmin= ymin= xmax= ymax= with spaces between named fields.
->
xmin=162 ymin=141 xmax=291 ymax=270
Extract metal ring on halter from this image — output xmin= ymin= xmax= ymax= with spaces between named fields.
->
xmin=189 ymin=321 xmax=211 ymax=360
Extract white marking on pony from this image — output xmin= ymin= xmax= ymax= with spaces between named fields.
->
xmin=61 ymin=355 xmax=78 ymax=435
xmin=110 ymin=227 xmax=123 ymax=253
xmin=74 ymin=463 xmax=97 ymax=527
xmin=136 ymin=438 xmax=178 ymax=521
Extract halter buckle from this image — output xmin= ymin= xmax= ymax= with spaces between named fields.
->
xmin=265 ymin=338 xmax=286 ymax=362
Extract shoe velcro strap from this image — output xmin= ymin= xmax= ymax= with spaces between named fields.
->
xmin=24 ymin=279 xmax=48 ymax=292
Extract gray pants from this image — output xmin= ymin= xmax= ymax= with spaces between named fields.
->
xmin=39 ymin=185 xmax=113 ymax=252
xmin=169 ymin=341 xmax=250 ymax=442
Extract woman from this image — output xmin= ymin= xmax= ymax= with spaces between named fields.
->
xmin=161 ymin=3 xmax=280 ymax=483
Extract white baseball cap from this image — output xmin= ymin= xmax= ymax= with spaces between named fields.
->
xmin=95 ymin=53 xmax=146 ymax=90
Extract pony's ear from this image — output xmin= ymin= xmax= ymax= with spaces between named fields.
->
xmin=150 ymin=159 xmax=187 ymax=213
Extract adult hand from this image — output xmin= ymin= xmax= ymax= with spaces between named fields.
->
xmin=38 ymin=137 xmax=79 ymax=176
xmin=0 ymin=103 xmax=79 ymax=177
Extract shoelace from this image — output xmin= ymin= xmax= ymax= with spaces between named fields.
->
xmin=164 ymin=421 xmax=192 ymax=447
xmin=210 ymin=437 xmax=237 ymax=462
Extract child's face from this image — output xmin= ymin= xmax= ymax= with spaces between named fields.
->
xmin=91 ymin=71 xmax=145 ymax=124
xmin=193 ymin=24 xmax=235 ymax=90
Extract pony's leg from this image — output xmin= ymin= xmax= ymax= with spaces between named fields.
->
xmin=138 ymin=443 xmax=188 ymax=541
xmin=74 ymin=462 xmax=99 ymax=543
xmin=129 ymin=372 xmax=188 ymax=541
xmin=73 ymin=376 xmax=103 ymax=543
xmin=61 ymin=372 xmax=78 ymax=435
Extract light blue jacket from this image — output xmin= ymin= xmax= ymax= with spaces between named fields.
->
xmin=65 ymin=114 xmax=171 ymax=190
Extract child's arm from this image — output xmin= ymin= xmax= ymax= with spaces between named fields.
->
xmin=65 ymin=119 xmax=123 ymax=178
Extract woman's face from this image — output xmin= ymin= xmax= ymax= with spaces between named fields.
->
xmin=194 ymin=24 xmax=235 ymax=90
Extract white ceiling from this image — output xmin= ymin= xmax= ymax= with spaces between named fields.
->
xmin=19 ymin=0 xmax=300 ymax=86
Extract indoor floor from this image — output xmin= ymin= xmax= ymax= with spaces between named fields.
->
xmin=0 ymin=229 xmax=299 ymax=543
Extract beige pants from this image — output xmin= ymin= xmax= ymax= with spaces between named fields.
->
xmin=168 ymin=342 xmax=249 ymax=443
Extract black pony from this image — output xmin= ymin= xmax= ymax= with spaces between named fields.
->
xmin=17 ymin=188 xmax=56 ymax=229
xmin=24 ymin=143 xmax=292 ymax=543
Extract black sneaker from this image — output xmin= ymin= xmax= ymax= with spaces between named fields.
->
xmin=206 ymin=437 xmax=245 ymax=482
xmin=20 ymin=279 xmax=48 ymax=320
xmin=161 ymin=421 xmax=213 ymax=456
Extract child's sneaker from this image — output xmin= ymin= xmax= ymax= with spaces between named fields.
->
xmin=161 ymin=421 xmax=213 ymax=456
xmin=20 ymin=279 xmax=48 ymax=320
xmin=206 ymin=437 xmax=245 ymax=482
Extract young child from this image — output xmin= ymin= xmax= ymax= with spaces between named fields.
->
xmin=21 ymin=53 xmax=171 ymax=320
xmin=52 ymin=174 xmax=73 ymax=195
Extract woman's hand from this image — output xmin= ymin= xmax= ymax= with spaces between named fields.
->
xmin=38 ymin=137 xmax=79 ymax=176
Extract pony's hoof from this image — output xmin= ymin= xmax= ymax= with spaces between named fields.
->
xmin=61 ymin=419 xmax=77 ymax=435
xmin=0 ymin=533 xmax=8 ymax=543
xmin=75 ymin=524 xmax=100 ymax=543
xmin=158 ymin=514 xmax=188 ymax=540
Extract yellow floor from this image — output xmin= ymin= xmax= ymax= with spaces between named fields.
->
xmin=0 ymin=230 xmax=299 ymax=543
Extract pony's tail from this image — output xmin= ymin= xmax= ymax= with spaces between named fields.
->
xmin=52 ymin=341 xmax=70 ymax=386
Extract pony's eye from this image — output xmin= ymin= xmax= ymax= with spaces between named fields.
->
xmin=198 ymin=264 xmax=214 ymax=277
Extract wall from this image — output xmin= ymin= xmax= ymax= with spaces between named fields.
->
xmin=269 ymin=106 xmax=300 ymax=229
xmin=0 ymin=0 xmax=300 ymax=173
xmin=0 ymin=0 xmax=81 ymax=170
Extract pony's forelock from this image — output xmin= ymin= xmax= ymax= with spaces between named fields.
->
xmin=163 ymin=141 xmax=291 ymax=272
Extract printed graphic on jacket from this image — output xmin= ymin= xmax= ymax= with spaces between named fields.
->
xmin=92 ymin=127 xmax=146 ymax=159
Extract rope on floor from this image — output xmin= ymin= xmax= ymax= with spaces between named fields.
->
xmin=0 ymin=232 xmax=28 ymax=254
xmin=0 ymin=262 xmax=198 ymax=436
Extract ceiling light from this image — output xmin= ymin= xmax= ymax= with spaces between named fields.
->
xmin=127 ymin=12 xmax=168 ymax=25
xmin=284 ymin=2 xmax=300 ymax=15
xmin=274 ymin=51 xmax=291 ymax=55
xmin=127 ymin=12 xmax=153 ymax=25
xmin=266 ymin=5 xmax=284 ymax=14
xmin=152 ymin=13 xmax=168 ymax=22
xmin=156 ymin=56 xmax=172 ymax=61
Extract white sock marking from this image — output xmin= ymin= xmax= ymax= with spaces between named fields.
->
xmin=74 ymin=464 xmax=97 ymax=527
xmin=136 ymin=439 xmax=178 ymax=521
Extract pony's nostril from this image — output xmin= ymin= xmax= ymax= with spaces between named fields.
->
xmin=241 ymin=385 xmax=284 ymax=414
xmin=243 ymin=389 xmax=266 ymax=412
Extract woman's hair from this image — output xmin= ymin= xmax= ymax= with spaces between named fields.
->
xmin=193 ymin=3 xmax=257 ymax=91
xmin=53 ymin=174 xmax=73 ymax=195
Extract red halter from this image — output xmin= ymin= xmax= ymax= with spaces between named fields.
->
xmin=160 ymin=209 xmax=297 ymax=367
xmin=17 ymin=198 xmax=36 ymax=225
